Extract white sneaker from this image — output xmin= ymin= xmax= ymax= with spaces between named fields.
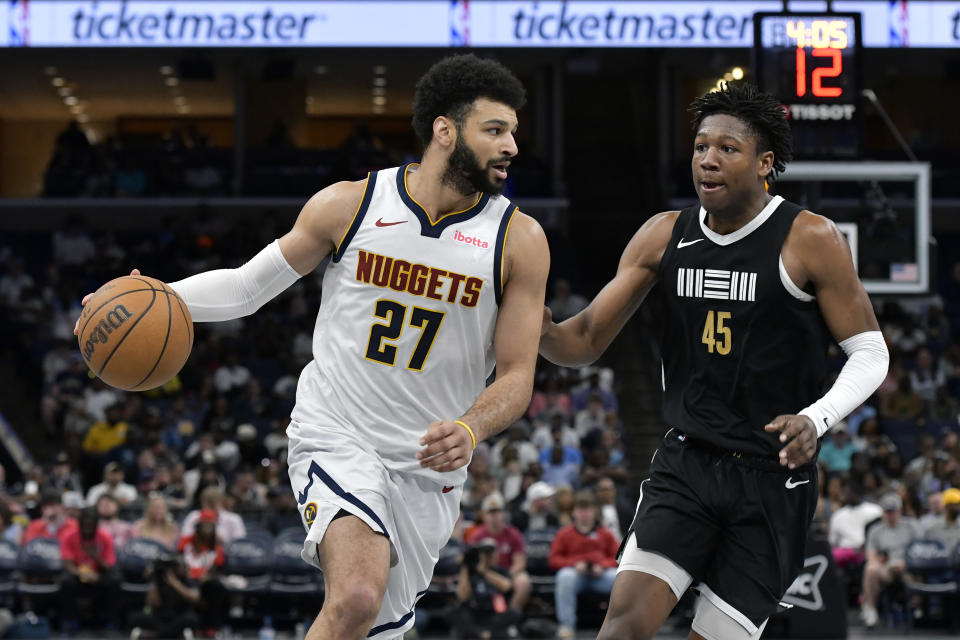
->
xmin=557 ymin=627 xmax=575 ymax=639
xmin=861 ymin=605 xmax=879 ymax=627
xmin=129 ymin=628 xmax=142 ymax=640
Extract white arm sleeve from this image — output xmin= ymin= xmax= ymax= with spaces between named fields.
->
xmin=168 ymin=240 xmax=302 ymax=322
xmin=798 ymin=330 xmax=889 ymax=438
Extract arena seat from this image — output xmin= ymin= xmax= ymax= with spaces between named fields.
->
xmin=223 ymin=536 xmax=273 ymax=595
xmin=427 ymin=539 xmax=462 ymax=597
xmin=524 ymin=528 xmax=558 ymax=599
xmin=240 ymin=520 xmax=274 ymax=544
xmin=117 ymin=537 xmax=172 ymax=597
xmin=267 ymin=528 xmax=321 ymax=626
xmin=269 ymin=528 xmax=321 ymax=597
xmin=904 ymin=539 xmax=958 ymax=628
xmin=16 ymin=538 xmax=63 ymax=598
xmin=0 ymin=539 xmax=18 ymax=605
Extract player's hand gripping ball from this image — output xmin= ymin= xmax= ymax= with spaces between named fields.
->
xmin=76 ymin=273 xmax=193 ymax=391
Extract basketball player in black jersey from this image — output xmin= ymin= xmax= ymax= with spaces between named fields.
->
xmin=540 ymin=83 xmax=889 ymax=640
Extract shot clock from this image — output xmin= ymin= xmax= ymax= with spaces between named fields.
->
xmin=753 ymin=13 xmax=863 ymax=158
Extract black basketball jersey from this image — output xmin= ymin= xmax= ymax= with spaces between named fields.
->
xmin=658 ymin=196 xmax=828 ymax=457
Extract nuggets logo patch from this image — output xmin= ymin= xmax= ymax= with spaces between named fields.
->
xmin=303 ymin=502 xmax=318 ymax=526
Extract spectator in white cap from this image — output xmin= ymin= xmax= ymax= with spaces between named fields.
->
xmin=512 ymin=481 xmax=560 ymax=533
xmin=86 ymin=461 xmax=138 ymax=507
xmin=61 ymin=491 xmax=86 ymax=521
xmin=467 ymin=492 xmax=532 ymax=614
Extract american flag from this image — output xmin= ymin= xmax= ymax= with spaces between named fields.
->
xmin=890 ymin=263 xmax=918 ymax=282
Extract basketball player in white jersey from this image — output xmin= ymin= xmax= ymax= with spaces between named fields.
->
xmin=76 ymin=55 xmax=549 ymax=639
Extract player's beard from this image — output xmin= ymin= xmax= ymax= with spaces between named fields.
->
xmin=442 ymin=135 xmax=506 ymax=196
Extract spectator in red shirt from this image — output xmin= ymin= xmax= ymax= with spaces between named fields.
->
xmin=467 ymin=492 xmax=532 ymax=613
xmin=60 ymin=507 xmax=119 ymax=632
xmin=548 ymin=490 xmax=619 ymax=638
xmin=177 ymin=509 xmax=227 ymax=633
xmin=23 ymin=490 xmax=77 ymax=544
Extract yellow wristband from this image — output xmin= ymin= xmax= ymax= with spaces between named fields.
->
xmin=455 ymin=420 xmax=477 ymax=450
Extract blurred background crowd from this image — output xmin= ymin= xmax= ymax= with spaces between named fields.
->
xmin=0 ymin=209 xmax=959 ymax=637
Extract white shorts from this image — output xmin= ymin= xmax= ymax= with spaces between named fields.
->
xmin=287 ymin=418 xmax=462 ymax=639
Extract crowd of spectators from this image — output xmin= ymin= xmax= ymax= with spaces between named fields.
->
xmin=812 ymin=290 xmax=960 ymax=629
xmin=4 ymin=212 xmax=960 ymax=635
xmin=0 ymin=216 xmax=629 ymax=637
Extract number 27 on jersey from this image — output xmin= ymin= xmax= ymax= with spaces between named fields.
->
xmin=365 ymin=299 xmax=445 ymax=371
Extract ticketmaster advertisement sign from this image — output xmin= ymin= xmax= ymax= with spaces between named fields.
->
xmin=3 ymin=0 xmax=959 ymax=48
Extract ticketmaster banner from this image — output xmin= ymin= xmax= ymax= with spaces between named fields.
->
xmin=2 ymin=0 xmax=959 ymax=48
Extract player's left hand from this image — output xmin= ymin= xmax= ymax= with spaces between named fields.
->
xmin=764 ymin=414 xmax=818 ymax=469
xmin=418 ymin=420 xmax=473 ymax=472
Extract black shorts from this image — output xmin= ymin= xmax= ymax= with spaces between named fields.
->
xmin=627 ymin=429 xmax=818 ymax=627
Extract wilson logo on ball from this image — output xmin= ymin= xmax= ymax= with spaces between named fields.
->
xmin=82 ymin=304 xmax=133 ymax=361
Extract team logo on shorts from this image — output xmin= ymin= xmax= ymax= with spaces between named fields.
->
xmin=303 ymin=502 xmax=318 ymax=526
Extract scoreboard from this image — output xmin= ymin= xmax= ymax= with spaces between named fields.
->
xmin=752 ymin=13 xmax=863 ymax=158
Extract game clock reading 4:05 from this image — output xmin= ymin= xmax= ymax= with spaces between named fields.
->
xmin=752 ymin=12 xmax=862 ymax=158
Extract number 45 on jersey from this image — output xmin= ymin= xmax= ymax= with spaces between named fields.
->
xmin=702 ymin=310 xmax=732 ymax=355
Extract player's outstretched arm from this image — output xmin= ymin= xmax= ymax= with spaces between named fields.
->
xmin=167 ymin=180 xmax=365 ymax=322
xmin=417 ymin=212 xmax=549 ymax=472
xmin=765 ymin=212 xmax=888 ymax=468
xmin=539 ymin=211 xmax=677 ymax=367
xmin=73 ymin=179 xmax=366 ymax=333
xmin=73 ymin=180 xmax=366 ymax=335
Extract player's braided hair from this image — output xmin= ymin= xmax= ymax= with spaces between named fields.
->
xmin=689 ymin=82 xmax=793 ymax=179
xmin=412 ymin=54 xmax=526 ymax=146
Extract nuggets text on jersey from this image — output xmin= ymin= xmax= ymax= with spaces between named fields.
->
xmin=355 ymin=249 xmax=483 ymax=308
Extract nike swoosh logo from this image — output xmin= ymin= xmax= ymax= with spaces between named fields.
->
xmin=785 ymin=477 xmax=810 ymax=489
xmin=442 ymin=486 xmax=455 ymax=494
xmin=677 ymin=238 xmax=704 ymax=249
xmin=375 ymin=218 xmax=407 ymax=227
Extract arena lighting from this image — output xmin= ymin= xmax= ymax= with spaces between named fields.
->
xmin=64 ymin=96 xmax=78 ymax=106
xmin=373 ymin=105 xmax=385 ymax=114
xmin=165 ymin=77 xmax=179 ymax=86
xmin=373 ymin=77 xmax=387 ymax=87
xmin=57 ymin=86 xmax=72 ymax=97
xmin=43 ymin=66 xmax=57 ymax=75
xmin=51 ymin=77 xmax=65 ymax=87
xmin=732 ymin=66 xmax=744 ymax=80
xmin=372 ymin=87 xmax=386 ymax=97
xmin=373 ymin=65 xmax=387 ymax=75
xmin=159 ymin=65 xmax=174 ymax=75
xmin=372 ymin=96 xmax=386 ymax=106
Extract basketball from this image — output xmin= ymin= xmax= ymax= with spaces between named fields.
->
xmin=76 ymin=275 xmax=193 ymax=391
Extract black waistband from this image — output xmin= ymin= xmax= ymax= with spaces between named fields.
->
xmin=672 ymin=430 xmax=811 ymax=473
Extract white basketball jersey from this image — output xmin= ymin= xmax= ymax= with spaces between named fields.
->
xmin=292 ymin=164 xmax=517 ymax=484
